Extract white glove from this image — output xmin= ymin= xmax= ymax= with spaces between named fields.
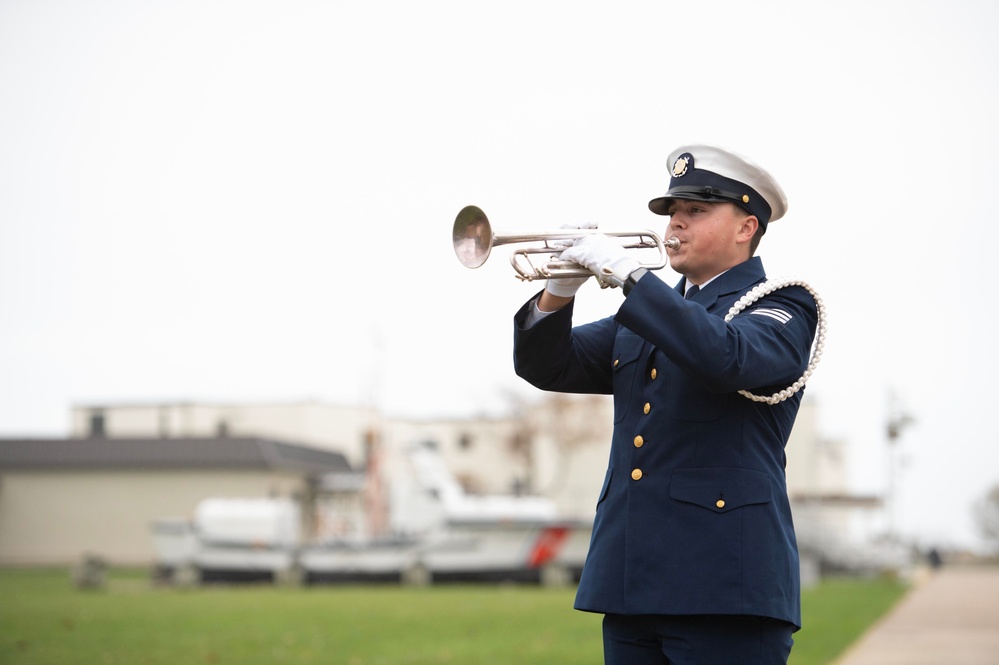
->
xmin=545 ymin=222 xmax=597 ymax=298
xmin=548 ymin=221 xmax=597 ymax=250
xmin=559 ymin=234 xmax=641 ymax=289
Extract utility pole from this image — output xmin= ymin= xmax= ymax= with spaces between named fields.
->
xmin=885 ymin=390 xmax=915 ymax=541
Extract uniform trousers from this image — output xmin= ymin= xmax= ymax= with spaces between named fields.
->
xmin=602 ymin=613 xmax=795 ymax=665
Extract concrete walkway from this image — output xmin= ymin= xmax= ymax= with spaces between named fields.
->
xmin=831 ymin=565 xmax=999 ymax=665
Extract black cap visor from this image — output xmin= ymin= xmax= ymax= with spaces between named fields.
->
xmin=649 ymin=185 xmax=751 ymax=216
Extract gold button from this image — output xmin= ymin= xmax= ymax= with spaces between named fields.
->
xmin=613 ymin=359 xmax=620 ymax=367
xmin=716 ymin=499 xmax=726 ymax=509
xmin=631 ymin=469 xmax=643 ymax=481
xmin=643 ymin=403 xmax=651 ymax=415
xmin=742 ymin=194 xmax=750 ymax=203
xmin=634 ymin=435 xmax=644 ymax=448
xmin=650 ymin=368 xmax=657 ymax=380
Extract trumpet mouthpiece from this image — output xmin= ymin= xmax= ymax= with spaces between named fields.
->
xmin=665 ymin=237 xmax=681 ymax=250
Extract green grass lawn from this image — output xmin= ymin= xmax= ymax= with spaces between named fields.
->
xmin=791 ymin=576 xmax=907 ymax=665
xmin=0 ymin=568 xmax=906 ymax=665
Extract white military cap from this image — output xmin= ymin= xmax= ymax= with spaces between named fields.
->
xmin=648 ymin=145 xmax=788 ymax=228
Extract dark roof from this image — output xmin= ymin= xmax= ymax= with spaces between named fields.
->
xmin=0 ymin=437 xmax=352 ymax=475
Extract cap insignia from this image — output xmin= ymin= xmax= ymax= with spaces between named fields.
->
xmin=671 ymin=154 xmax=691 ymax=178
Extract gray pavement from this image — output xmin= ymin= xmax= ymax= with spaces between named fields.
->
xmin=830 ymin=565 xmax=999 ymax=665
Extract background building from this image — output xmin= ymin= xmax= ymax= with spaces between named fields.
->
xmin=0 ymin=436 xmax=349 ymax=565
xmin=0 ymin=396 xmax=888 ymax=575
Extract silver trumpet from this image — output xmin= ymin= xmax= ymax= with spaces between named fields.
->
xmin=452 ymin=205 xmax=678 ymax=282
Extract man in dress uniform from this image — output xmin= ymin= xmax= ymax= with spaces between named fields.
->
xmin=513 ymin=145 xmax=818 ymax=664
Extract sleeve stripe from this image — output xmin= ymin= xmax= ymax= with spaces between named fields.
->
xmin=751 ymin=308 xmax=793 ymax=324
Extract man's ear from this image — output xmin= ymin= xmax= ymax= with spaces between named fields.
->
xmin=736 ymin=215 xmax=759 ymax=244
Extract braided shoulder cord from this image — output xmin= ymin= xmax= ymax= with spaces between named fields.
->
xmin=723 ymin=277 xmax=827 ymax=405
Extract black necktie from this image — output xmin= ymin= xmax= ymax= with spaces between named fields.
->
xmin=685 ymin=285 xmax=699 ymax=299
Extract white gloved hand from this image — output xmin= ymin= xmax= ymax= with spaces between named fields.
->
xmin=558 ymin=234 xmax=641 ymax=289
xmin=548 ymin=221 xmax=597 ymax=250
xmin=545 ymin=222 xmax=597 ymax=298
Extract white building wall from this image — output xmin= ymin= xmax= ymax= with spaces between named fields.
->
xmin=786 ymin=398 xmax=849 ymax=497
xmin=382 ymin=418 xmax=531 ymax=495
xmin=0 ymin=470 xmax=305 ymax=565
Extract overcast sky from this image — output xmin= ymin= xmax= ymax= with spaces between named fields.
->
xmin=2 ymin=0 xmax=997 ymax=551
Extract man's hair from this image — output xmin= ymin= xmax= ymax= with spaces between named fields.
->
xmin=749 ymin=223 xmax=765 ymax=255
xmin=728 ymin=202 xmax=765 ymax=255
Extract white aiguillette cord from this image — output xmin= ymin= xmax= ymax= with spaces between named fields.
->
xmin=723 ymin=277 xmax=827 ymax=405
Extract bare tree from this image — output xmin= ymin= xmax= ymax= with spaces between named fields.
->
xmin=500 ymin=391 xmax=610 ymax=496
xmin=973 ymin=483 xmax=999 ymax=553
xmin=533 ymin=393 xmax=610 ymax=496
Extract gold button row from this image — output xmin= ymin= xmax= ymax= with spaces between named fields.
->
xmin=630 ymin=368 xmax=658 ymax=482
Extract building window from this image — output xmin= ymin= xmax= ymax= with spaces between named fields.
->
xmin=89 ymin=411 xmax=106 ymax=438
xmin=457 ymin=433 xmax=473 ymax=451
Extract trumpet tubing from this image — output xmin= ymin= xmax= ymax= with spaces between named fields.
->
xmin=452 ymin=205 xmax=674 ymax=282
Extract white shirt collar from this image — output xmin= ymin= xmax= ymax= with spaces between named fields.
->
xmin=686 ymin=269 xmax=727 ymax=296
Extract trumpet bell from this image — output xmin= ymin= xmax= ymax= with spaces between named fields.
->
xmin=452 ymin=205 xmax=493 ymax=269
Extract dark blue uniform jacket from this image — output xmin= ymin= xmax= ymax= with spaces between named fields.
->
xmin=513 ymin=257 xmax=817 ymax=629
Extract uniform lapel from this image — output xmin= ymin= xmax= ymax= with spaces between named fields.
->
xmin=697 ymin=257 xmax=767 ymax=314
